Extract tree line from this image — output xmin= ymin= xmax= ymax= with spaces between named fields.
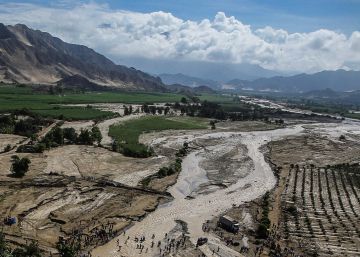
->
xmin=17 ymin=126 xmax=102 ymax=153
xmin=0 ymin=114 xmax=51 ymax=137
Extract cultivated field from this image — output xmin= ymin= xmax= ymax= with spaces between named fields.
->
xmin=281 ymin=164 xmax=360 ymax=256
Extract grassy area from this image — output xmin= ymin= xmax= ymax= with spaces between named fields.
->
xmin=0 ymin=90 xmax=185 ymax=107
xmin=0 ymin=85 xmax=33 ymax=94
xmin=0 ymin=84 xmax=248 ymax=120
xmin=345 ymin=112 xmax=360 ymax=120
xmin=166 ymin=116 xmax=211 ymax=127
xmin=109 ymin=116 xmax=207 ymax=145
xmin=0 ymin=85 xmax=187 ymax=120
xmin=31 ymin=108 xmax=116 ymax=120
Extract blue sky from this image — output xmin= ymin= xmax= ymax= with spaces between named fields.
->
xmin=1 ymin=0 xmax=360 ymax=34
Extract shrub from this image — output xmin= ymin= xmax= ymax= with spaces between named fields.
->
xmin=63 ymin=128 xmax=77 ymax=143
xmin=12 ymin=241 xmax=43 ymax=257
xmin=4 ymin=144 xmax=11 ymax=152
xmin=119 ymin=143 xmax=153 ymax=158
xmin=256 ymin=224 xmax=269 ymax=239
xmin=286 ymin=205 xmax=297 ymax=215
xmin=11 ymin=155 xmax=31 ymax=177
xmin=56 ymin=239 xmax=80 ymax=257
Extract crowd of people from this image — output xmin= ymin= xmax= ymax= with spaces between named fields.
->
xmin=255 ymin=224 xmax=303 ymax=257
xmin=66 ymin=218 xmax=307 ymax=257
xmin=112 ymin=231 xmax=190 ymax=256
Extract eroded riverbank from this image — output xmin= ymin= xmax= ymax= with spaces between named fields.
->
xmin=92 ymin=124 xmax=306 ymax=257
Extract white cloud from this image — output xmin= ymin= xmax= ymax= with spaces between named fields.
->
xmin=0 ymin=2 xmax=359 ymax=73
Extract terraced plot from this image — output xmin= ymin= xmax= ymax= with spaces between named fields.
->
xmin=281 ymin=164 xmax=360 ymax=256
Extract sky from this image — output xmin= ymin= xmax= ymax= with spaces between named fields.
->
xmin=0 ymin=0 xmax=359 ymax=74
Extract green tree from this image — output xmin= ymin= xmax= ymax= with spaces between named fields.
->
xmin=149 ymin=106 xmax=156 ymax=115
xmin=91 ymin=126 xmax=102 ymax=145
xmin=56 ymin=240 xmax=80 ymax=257
xmin=78 ymin=129 xmax=94 ymax=145
xmin=11 ymin=155 xmax=31 ymax=177
xmin=142 ymin=104 xmax=150 ymax=114
xmin=256 ymin=224 xmax=268 ymax=239
xmin=180 ymin=97 xmax=188 ymax=104
xmin=210 ymin=120 xmax=216 ymax=130
xmin=12 ymin=241 xmax=42 ymax=257
xmin=63 ymin=128 xmax=77 ymax=143
xmin=30 ymin=134 xmax=38 ymax=143
xmin=123 ymin=105 xmax=130 ymax=116
xmin=52 ymin=127 xmax=64 ymax=145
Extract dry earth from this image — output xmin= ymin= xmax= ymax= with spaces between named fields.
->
xmin=0 ymin=134 xmax=26 ymax=151
xmin=2 ymin=117 xmax=360 ymax=257
xmin=208 ymin=120 xmax=360 ymax=257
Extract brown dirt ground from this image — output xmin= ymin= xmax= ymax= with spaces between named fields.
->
xmin=0 ymin=134 xmax=26 ymax=151
xmin=208 ymin=131 xmax=360 ymax=257
xmin=0 ymin=175 xmax=170 ymax=254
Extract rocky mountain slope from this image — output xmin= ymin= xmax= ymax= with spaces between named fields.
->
xmin=0 ymin=23 xmax=165 ymax=91
xmin=159 ymin=73 xmax=221 ymax=89
xmin=227 ymin=70 xmax=360 ymax=93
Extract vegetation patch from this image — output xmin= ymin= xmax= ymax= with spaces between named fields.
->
xmin=10 ymin=155 xmax=31 ymax=178
xmin=31 ymin=107 xmax=116 ymax=120
xmin=109 ymin=116 xmax=205 ymax=158
xmin=256 ymin=192 xmax=271 ymax=239
xmin=17 ymin=125 xmax=102 ymax=153
xmin=0 ymin=84 xmax=187 ymax=120
xmin=141 ymin=143 xmax=189 ymax=187
xmin=0 ymin=114 xmax=52 ymax=137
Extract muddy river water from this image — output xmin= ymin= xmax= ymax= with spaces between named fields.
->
xmin=92 ymin=120 xmax=360 ymax=257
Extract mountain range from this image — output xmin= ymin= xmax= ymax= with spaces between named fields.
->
xmin=159 ymin=73 xmax=221 ymax=89
xmin=301 ymin=88 xmax=360 ymax=105
xmin=0 ymin=23 xmax=359 ymax=94
xmin=0 ymin=23 xmax=165 ymax=91
xmin=226 ymin=70 xmax=360 ymax=93
xmin=122 ymin=57 xmax=283 ymax=82
xmin=160 ymin=70 xmax=360 ymax=93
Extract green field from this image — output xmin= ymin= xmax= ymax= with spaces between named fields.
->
xmin=0 ymin=85 xmax=241 ymax=120
xmin=31 ymin=108 xmax=116 ymax=120
xmin=109 ymin=116 xmax=207 ymax=145
xmin=0 ymin=85 xmax=188 ymax=120
xmin=345 ymin=112 xmax=360 ymax=120
xmin=166 ymin=116 xmax=211 ymax=127
xmin=0 ymin=86 xmax=185 ymax=106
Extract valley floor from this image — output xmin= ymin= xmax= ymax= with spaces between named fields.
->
xmin=1 ymin=112 xmax=360 ymax=257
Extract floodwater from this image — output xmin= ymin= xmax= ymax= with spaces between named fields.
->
xmin=92 ymin=124 xmax=307 ymax=257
